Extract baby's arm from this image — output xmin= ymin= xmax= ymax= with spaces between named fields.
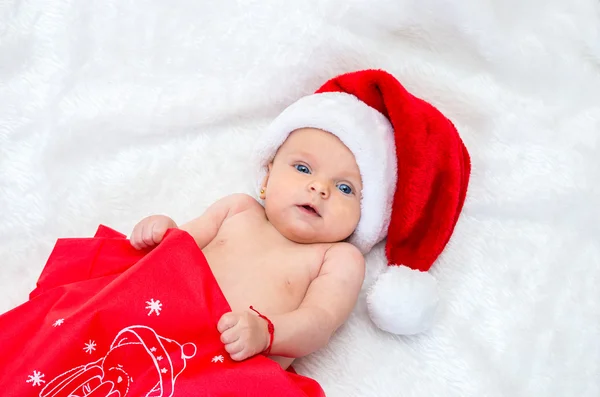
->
xmin=131 ymin=193 xmax=255 ymax=250
xmin=268 ymin=243 xmax=365 ymax=358
xmin=179 ymin=194 xmax=255 ymax=249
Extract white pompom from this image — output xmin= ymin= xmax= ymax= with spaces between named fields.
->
xmin=366 ymin=265 xmax=439 ymax=335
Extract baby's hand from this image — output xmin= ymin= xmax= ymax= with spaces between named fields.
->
xmin=130 ymin=215 xmax=177 ymax=250
xmin=217 ymin=310 xmax=269 ymax=361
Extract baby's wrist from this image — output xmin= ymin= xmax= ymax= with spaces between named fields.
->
xmin=249 ymin=306 xmax=274 ymax=355
xmin=260 ymin=318 xmax=270 ymax=353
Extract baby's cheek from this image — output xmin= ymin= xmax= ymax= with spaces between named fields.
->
xmin=267 ymin=192 xmax=288 ymax=212
xmin=334 ymin=205 xmax=361 ymax=232
xmin=342 ymin=200 xmax=361 ymax=221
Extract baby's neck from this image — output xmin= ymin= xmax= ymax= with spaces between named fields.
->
xmin=261 ymin=215 xmax=340 ymax=247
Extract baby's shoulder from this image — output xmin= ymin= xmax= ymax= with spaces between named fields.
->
xmin=323 ymin=242 xmax=365 ymax=267
xmin=224 ymin=192 xmax=260 ymax=206
xmin=311 ymin=242 xmax=365 ymax=283
xmin=217 ymin=193 xmax=262 ymax=214
xmin=327 ymin=241 xmax=363 ymax=256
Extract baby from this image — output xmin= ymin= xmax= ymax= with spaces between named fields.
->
xmin=130 ymin=127 xmax=365 ymax=369
xmin=0 ymin=69 xmax=470 ymax=397
xmin=129 ymin=68 xmax=471 ymax=368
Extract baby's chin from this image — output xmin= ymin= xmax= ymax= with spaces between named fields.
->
xmin=275 ymin=224 xmax=353 ymax=245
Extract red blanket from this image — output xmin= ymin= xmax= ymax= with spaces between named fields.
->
xmin=0 ymin=225 xmax=325 ymax=397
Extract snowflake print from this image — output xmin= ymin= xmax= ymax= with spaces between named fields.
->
xmin=83 ymin=340 xmax=96 ymax=354
xmin=161 ymin=368 xmax=168 ymax=374
xmin=150 ymin=347 xmax=157 ymax=353
xmin=156 ymin=355 xmax=163 ymax=361
xmin=52 ymin=319 xmax=64 ymax=327
xmin=145 ymin=299 xmax=163 ymax=316
xmin=211 ymin=355 xmax=224 ymax=363
xmin=26 ymin=371 xmax=46 ymax=387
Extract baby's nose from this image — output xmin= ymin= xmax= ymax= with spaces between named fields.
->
xmin=309 ymin=182 xmax=329 ymax=198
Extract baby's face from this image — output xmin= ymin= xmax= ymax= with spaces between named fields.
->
xmin=261 ymin=128 xmax=362 ymax=245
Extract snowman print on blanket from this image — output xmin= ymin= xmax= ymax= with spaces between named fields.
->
xmin=38 ymin=325 xmax=197 ymax=397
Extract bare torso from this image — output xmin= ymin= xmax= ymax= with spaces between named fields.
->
xmin=201 ymin=202 xmax=332 ymax=369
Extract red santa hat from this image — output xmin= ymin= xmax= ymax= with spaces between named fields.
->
xmin=253 ymin=69 xmax=471 ymax=335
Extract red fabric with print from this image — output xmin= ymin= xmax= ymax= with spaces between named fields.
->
xmin=0 ymin=226 xmax=325 ymax=397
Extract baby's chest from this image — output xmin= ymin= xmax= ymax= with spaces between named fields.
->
xmin=202 ymin=235 xmax=321 ymax=313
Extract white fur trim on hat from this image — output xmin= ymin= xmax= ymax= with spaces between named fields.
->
xmin=366 ymin=265 xmax=439 ymax=335
xmin=253 ymin=92 xmax=397 ymax=254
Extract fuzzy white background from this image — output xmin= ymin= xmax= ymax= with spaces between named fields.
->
xmin=1 ymin=0 xmax=599 ymax=396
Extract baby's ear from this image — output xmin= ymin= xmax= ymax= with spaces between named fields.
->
xmin=259 ymin=163 xmax=273 ymax=199
xmin=263 ymin=162 xmax=273 ymax=182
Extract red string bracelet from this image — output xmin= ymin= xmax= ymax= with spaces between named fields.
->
xmin=249 ymin=306 xmax=274 ymax=355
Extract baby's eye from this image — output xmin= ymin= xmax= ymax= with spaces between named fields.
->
xmin=294 ymin=164 xmax=310 ymax=174
xmin=337 ymin=183 xmax=353 ymax=195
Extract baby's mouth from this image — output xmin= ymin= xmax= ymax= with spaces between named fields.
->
xmin=298 ymin=204 xmax=321 ymax=217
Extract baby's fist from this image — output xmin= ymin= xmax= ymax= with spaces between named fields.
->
xmin=217 ymin=311 xmax=269 ymax=361
xmin=130 ymin=215 xmax=177 ymax=250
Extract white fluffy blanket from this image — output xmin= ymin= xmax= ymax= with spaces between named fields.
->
xmin=1 ymin=0 xmax=599 ymax=395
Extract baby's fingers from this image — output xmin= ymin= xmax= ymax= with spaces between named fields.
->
xmin=130 ymin=223 xmax=148 ymax=250
xmin=142 ymin=223 xmax=157 ymax=247
xmin=224 ymin=340 xmax=244 ymax=356
xmin=229 ymin=348 xmax=251 ymax=362
xmin=217 ymin=312 xmax=239 ymax=333
xmin=151 ymin=223 xmax=168 ymax=245
xmin=220 ymin=327 xmax=240 ymax=345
